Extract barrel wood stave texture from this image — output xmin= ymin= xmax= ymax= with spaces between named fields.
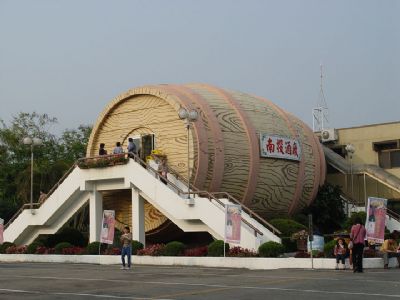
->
xmin=88 ymin=84 xmax=325 ymax=223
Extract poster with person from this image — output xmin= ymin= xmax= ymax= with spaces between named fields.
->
xmin=100 ymin=210 xmax=115 ymax=245
xmin=225 ymin=204 xmax=241 ymax=244
xmin=365 ymin=197 xmax=387 ymax=244
xmin=0 ymin=218 xmax=4 ymax=244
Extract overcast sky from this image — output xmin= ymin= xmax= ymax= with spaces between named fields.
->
xmin=0 ymin=0 xmax=399 ymax=134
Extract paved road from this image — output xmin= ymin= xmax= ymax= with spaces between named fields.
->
xmin=0 ymin=263 xmax=399 ymax=299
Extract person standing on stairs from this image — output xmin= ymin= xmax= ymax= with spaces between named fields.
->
xmin=127 ymin=138 xmax=137 ymax=157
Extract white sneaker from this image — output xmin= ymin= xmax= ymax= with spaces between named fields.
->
xmin=120 ymin=266 xmax=126 ymax=270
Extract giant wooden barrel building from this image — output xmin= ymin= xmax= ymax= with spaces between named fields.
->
xmin=87 ymin=84 xmax=326 ymax=234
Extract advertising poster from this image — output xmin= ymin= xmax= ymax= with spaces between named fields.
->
xmin=0 ymin=218 xmax=4 ymax=244
xmin=100 ymin=210 xmax=115 ymax=245
xmin=365 ymin=197 xmax=387 ymax=244
xmin=225 ymin=204 xmax=241 ymax=244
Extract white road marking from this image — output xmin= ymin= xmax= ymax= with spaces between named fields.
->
xmin=3 ymin=272 xmax=399 ymax=285
xmin=1 ymin=262 xmax=233 ymax=271
xmin=0 ymin=288 xmax=173 ymax=300
xmin=1 ymin=275 xmax=400 ymax=298
xmin=0 ymin=288 xmax=41 ymax=294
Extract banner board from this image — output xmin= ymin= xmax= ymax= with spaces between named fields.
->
xmin=365 ymin=197 xmax=387 ymax=244
xmin=225 ymin=204 xmax=241 ymax=244
xmin=259 ymin=134 xmax=301 ymax=161
xmin=0 ymin=218 xmax=4 ymax=245
xmin=100 ymin=210 xmax=115 ymax=245
xmin=307 ymin=235 xmax=325 ymax=252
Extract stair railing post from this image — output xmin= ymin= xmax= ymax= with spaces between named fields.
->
xmin=177 ymin=107 xmax=199 ymax=200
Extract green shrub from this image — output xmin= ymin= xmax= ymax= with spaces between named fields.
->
xmin=87 ymin=242 xmax=100 ymax=255
xmin=0 ymin=242 xmax=15 ymax=254
xmin=163 ymin=241 xmax=185 ymax=256
xmin=323 ymin=239 xmax=337 ymax=258
xmin=207 ymin=240 xmax=229 ymax=257
xmin=54 ymin=242 xmax=73 ymax=254
xmin=131 ymin=240 xmax=144 ymax=255
xmin=269 ymin=218 xmax=307 ymax=237
xmin=46 ymin=227 xmax=86 ymax=247
xmin=280 ymin=238 xmax=297 ymax=253
xmin=86 ymin=242 xmax=106 ymax=255
xmin=269 ymin=219 xmax=307 ymax=253
xmin=258 ymin=241 xmax=284 ymax=257
xmin=27 ymin=241 xmax=44 ymax=254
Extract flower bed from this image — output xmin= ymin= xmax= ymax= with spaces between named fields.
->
xmin=137 ymin=244 xmax=166 ymax=256
xmin=6 ymin=245 xmax=27 ymax=254
xmin=3 ymin=239 xmax=372 ymax=259
xmin=78 ymin=155 xmax=128 ymax=169
xmin=61 ymin=247 xmax=86 ymax=255
xmin=183 ymin=246 xmax=208 ymax=257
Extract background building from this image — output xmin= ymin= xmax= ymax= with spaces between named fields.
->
xmin=322 ymin=121 xmax=400 ymax=213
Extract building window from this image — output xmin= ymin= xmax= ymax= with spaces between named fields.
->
xmin=392 ymin=151 xmax=400 ymax=167
xmin=374 ymin=140 xmax=400 ymax=169
xmin=378 ymin=150 xmax=400 ymax=169
xmin=373 ymin=140 xmax=399 ymax=151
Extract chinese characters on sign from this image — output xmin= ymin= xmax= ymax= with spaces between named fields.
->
xmin=365 ymin=197 xmax=387 ymax=244
xmin=100 ymin=210 xmax=116 ymax=245
xmin=259 ymin=134 xmax=301 ymax=161
xmin=225 ymin=204 xmax=241 ymax=244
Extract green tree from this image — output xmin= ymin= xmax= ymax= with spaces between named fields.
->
xmin=300 ymin=183 xmax=345 ymax=234
xmin=0 ymin=113 xmax=58 ymax=208
xmin=58 ymin=125 xmax=92 ymax=163
xmin=0 ymin=112 xmax=92 ymax=223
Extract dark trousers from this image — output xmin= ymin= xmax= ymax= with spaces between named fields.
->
xmin=121 ymin=246 xmax=131 ymax=268
xmin=353 ymin=243 xmax=364 ymax=272
xmin=383 ymin=252 xmax=400 ymax=265
xmin=336 ymin=254 xmax=345 ymax=264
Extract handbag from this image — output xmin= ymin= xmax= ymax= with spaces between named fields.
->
xmin=349 ymin=225 xmax=361 ymax=249
xmin=348 ymin=240 xmax=354 ymax=249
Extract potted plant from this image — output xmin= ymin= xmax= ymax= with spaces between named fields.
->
xmin=291 ymin=229 xmax=309 ymax=251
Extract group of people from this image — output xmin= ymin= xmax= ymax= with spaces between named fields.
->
xmin=98 ymin=139 xmax=138 ymax=156
xmin=333 ymin=217 xmax=400 ymax=272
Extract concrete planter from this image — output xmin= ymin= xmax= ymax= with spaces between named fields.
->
xmin=0 ymin=254 xmax=396 ymax=270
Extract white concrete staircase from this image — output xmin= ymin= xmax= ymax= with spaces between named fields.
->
xmin=4 ymin=156 xmax=281 ymax=250
xmin=386 ymin=211 xmax=400 ymax=232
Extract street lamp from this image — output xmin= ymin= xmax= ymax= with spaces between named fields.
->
xmin=23 ymin=136 xmax=42 ymax=213
xmin=345 ymin=144 xmax=355 ymax=208
xmin=178 ymin=107 xmax=199 ymax=199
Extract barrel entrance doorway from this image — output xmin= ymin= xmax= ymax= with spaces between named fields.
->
xmin=130 ymin=134 xmax=155 ymax=160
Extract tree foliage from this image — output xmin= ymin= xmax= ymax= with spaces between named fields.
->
xmin=0 ymin=112 xmax=91 ymax=222
xmin=300 ymin=183 xmax=345 ymax=234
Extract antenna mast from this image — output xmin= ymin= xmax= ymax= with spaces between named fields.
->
xmin=312 ymin=64 xmax=330 ymax=132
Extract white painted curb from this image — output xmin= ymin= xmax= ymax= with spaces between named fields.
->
xmin=0 ymin=254 xmax=397 ymax=270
